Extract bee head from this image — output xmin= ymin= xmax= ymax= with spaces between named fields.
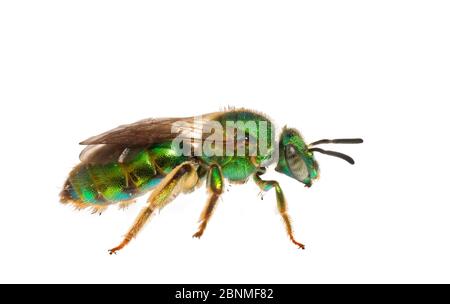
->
xmin=275 ymin=127 xmax=363 ymax=187
xmin=275 ymin=128 xmax=319 ymax=187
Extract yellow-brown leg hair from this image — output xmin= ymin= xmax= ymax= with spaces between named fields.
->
xmin=118 ymin=199 xmax=136 ymax=210
xmin=253 ymin=170 xmax=305 ymax=249
xmin=108 ymin=162 xmax=198 ymax=254
xmin=193 ymin=164 xmax=224 ymax=238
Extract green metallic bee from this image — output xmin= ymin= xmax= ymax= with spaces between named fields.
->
xmin=60 ymin=108 xmax=363 ymax=254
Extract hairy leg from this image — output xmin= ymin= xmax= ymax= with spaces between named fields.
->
xmin=109 ymin=162 xmax=198 ymax=254
xmin=193 ymin=164 xmax=224 ymax=238
xmin=253 ymin=169 xmax=305 ymax=249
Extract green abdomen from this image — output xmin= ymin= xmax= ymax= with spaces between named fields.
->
xmin=61 ymin=142 xmax=186 ymax=205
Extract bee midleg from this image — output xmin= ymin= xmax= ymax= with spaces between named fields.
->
xmin=108 ymin=161 xmax=199 ymax=254
xmin=253 ymin=169 xmax=305 ymax=249
xmin=193 ymin=163 xmax=224 ymax=239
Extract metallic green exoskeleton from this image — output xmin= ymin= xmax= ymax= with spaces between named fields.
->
xmin=60 ymin=108 xmax=363 ymax=254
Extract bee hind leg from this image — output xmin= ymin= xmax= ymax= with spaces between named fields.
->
xmin=253 ymin=170 xmax=305 ymax=250
xmin=108 ymin=162 xmax=199 ymax=255
xmin=193 ymin=164 xmax=224 ymax=239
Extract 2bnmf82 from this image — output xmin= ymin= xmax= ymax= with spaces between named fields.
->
xmin=60 ymin=108 xmax=363 ymax=254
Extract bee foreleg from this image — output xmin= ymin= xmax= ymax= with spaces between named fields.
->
xmin=193 ymin=164 xmax=224 ymax=239
xmin=108 ymin=162 xmax=199 ymax=255
xmin=253 ymin=170 xmax=305 ymax=250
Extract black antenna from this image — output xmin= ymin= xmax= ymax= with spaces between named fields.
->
xmin=309 ymin=148 xmax=356 ymax=165
xmin=309 ymin=138 xmax=363 ymax=146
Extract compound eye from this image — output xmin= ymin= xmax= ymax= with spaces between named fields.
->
xmin=287 ymin=145 xmax=296 ymax=157
xmin=285 ymin=144 xmax=309 ymax=182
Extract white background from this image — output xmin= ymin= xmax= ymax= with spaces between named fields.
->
xmin=0 ymin=1 xmax=449 ymax=284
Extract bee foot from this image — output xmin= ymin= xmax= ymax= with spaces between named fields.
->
xmin=290 ymin=237 xmax=305 ymax=250
xmin=192 ymin=231 xmax=203 ymax=239
xmin=108 ymin=243 xmax=127 ymax=255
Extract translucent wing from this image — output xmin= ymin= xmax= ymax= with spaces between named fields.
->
xmin=79 ymin=144 xmax=143 ymax=165
xmin=80 ymin=117 xmax=199 ymax=146
xmin=78 ymin=114 xmax=217 ymax=164
xmin=77 ymin=109 xmax=272 ymax=164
